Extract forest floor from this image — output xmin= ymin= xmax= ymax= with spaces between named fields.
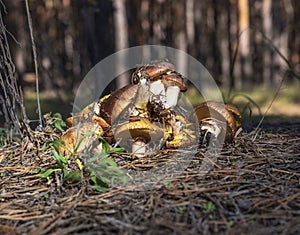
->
xmin=0 ymin=116 xmax=299 ymax=234
xmin=1 ymin=83 xmax=300 ymax=234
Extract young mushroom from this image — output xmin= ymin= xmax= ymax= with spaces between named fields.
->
xmin=162 ymin=73 xmax=187 ymax=108
xmin=130 ymin=61 xmax=176 ymax=116
xmin=114 ymin=117 xmax=164 ymax=158
xmin=194 ymin=101 xmax=239 ymax=143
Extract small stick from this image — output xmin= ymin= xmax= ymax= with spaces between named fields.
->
xmin=25 ymin=0 xmax=42 ymax=127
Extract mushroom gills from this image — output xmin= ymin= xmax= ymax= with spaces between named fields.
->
xmin=200 ymin=119 xmax=222 ymax=139
xmin=114 ymin=117 xmax=164 ymax=158
xmin=195 ymin=101 xmax=237 ymax=143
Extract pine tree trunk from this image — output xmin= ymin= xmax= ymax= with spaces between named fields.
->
xmin=262 ymin=0 xmax=272 ymax=87
xmin=0 ymin=3 xmax=30 ymax=137
xmin=237 ymin=0 xmax=252 ymax=88
xmin=113 ymin=0 xmax=129 ymax=89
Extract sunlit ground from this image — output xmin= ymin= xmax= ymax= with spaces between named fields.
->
xmin=22 ymin=81 xmax=300 ymax=127
xmin=186 ymin=81 xmax=300 ymax=121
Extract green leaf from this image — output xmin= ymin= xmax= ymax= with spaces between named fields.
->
xmin=101 ymin=157 xmax=117 ymax=168
xmin=32 ymin=168 xmax=41 ymax=174
xmin=53 ymin=113 xmax=63 ymax=119
xmin=107 ymin=147 xmax=124 ymax=154
xmin=89 ymin=173 xmax=110 ymax=192
xmin=102 ymin=142 xmax=110 ymax=154
xmin=51 ymin=149 xmax=68 ymax=165
xmin=54 ymin=121 xmax=66 ymax=132
xmin=53 ymin=113 xmax=67 ymax=132
xmin=203 ymin=201 xmax=215 ymax=213
xmin=40 ymin=141 xmax=49 ymax=151
xmin=39 ymin=168 xmax=61 ymax=178
xmin=99 ymin=176 xmax=111 ymax=184
xmin=64 ymin=171 xmax=82 ymax=183
xmin=92 ymin=185 xmax=110 ymax=193
xmin=62 ymin=168 xmax=69 ymax=177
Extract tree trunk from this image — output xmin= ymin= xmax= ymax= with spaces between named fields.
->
xmin=237 ymin=0 xmax=252 ymax=88
xmin=272 ymin=0 xmax=290 ymax=84
xmin=262 ymin=0 xmax=272 ymax=87
xmin=113 ymin=0 xmax=129 ymax=89
xmin=0 ymin=3 xmax=30 ymax=137
xmin=229 ymin=1 xmax=241 ymax=89
xmin=186 ymin=0 xmax=194 ymax=52
xmin=173 ymin=0 xmax=187 ymax=75
xmin=219 ymin=2 xmax=230 ymax=88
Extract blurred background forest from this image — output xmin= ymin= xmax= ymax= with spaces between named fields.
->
xmin=2 ymin=0 xmax=300 ymax=125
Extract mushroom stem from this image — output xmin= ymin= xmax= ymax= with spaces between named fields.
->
xmin=165 ymin=86 xmax=180 ymax=108
xmin=173 ymin=120 xmax=183 ymax=137
xmin=133 ymin=78 xmax=151 ymax=112
xmin=150 ymin=80 xmax=165 ymax=96
xmin=132 ymin=138 xmax=146 ymax=158
xmin=200 ymin=119 xmax=222 ymax=139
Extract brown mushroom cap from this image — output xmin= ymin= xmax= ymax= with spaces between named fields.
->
xmin=195 ymin=101 xmax=236 ymax=142
xmin=59 ymin=122 xmax=104 ymax=156
xmin=65 ymin=116 xmax=74 ymax=128
xmin=147 ymin=61 xmax=175 ymax=77
xmin=225 ymin=104 xmax=242 ymax=129
xmin=162 ymin=73 xmax=187 ymax=92
xmin=131 ymin=61 xmax=176 ymax=84
xmin=65 ymin=100 xmax=96 ymax=127
xmin=114 ymin=117 xmax=164 ymax=146
xmin=65 ymin=111 xmax=92 ymax=128
xmin=99 ymin=84 xmax=138 ymax=124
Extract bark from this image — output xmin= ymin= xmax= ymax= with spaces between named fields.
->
xmin=262 ymin=0 xmax=272 ymax=86
xmin=0 ymin=2 xmax=30 ymax=136
xmin=219 ymin=2 xmax=230 ymax=88
xmin=3 ymin=1 xmax=300 ymax=94
xmin=173 ymin=0 xmax=187 ymax=75
xmin=113 ymin=0 xmax=129 ymax=89
xmin=272 ymin=0 xmax=290 ymax=84
xmin=186 ymin=0 xmax=194 ymax=51
xmin=237 ymin=0 xmax=252 ymax=88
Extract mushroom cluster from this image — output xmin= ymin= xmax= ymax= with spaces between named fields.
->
xmin=59 ymin=60 xmax=242 ymax=157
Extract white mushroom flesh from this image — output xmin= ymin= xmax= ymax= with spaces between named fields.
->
xmin=93 ymin=102 xmax=101 ymax=116
xmin=132 ymin=78 xmax=151 ymax=112
xmin=132 ymin=139 xmax=146 ymax=158
xmin=165 ymin=86 xmax=180 ymax=108
xmin=150 ymin=80 xmax=166 ymax=96
xmin=150 ymin=80 xmax=166 ymax=108
xmin=200 ymin=119 xmax=222 ymax=138
xmin=174 ymin=120 xmax=183 ymax=136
